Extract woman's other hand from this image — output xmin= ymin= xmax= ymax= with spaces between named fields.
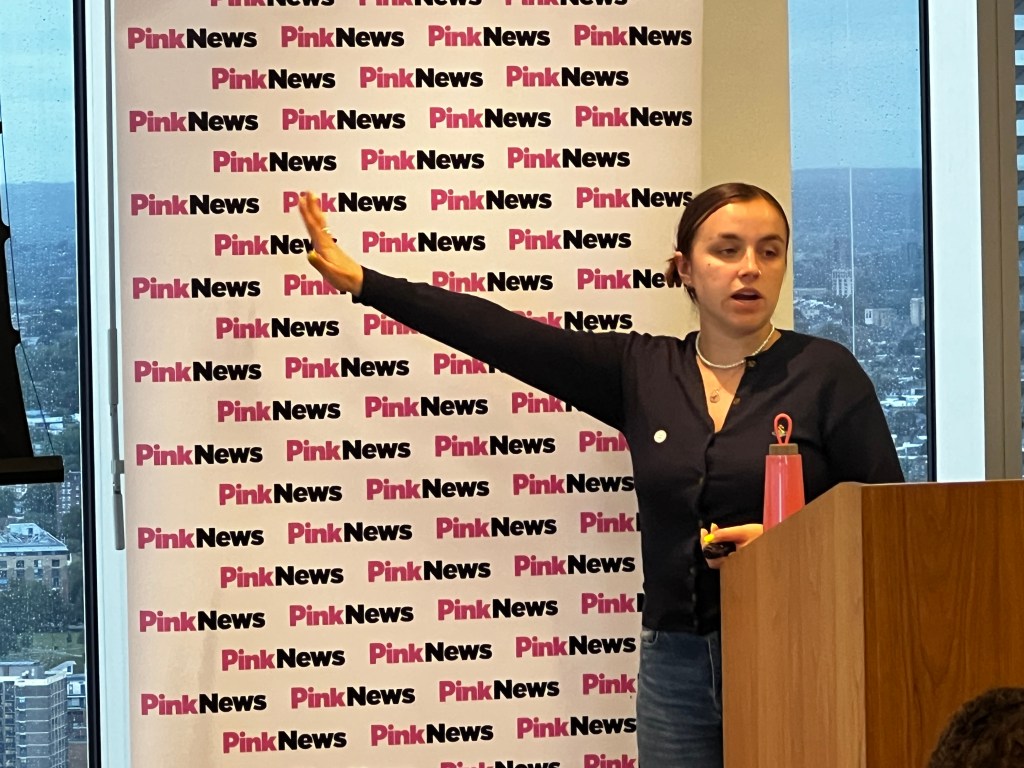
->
xmin=699 ymin=523 xmax=764 ymax=570
xmin=299 ymin=191 xmax=364 ymax=296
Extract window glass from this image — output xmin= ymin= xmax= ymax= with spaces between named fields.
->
xmin=790 ymin=0 xmax=929 ymax=480
xmin=1016 ymin=5 xmax=1024 ymax=472
xmin=0 ymin=1 xmax=89 ymax=765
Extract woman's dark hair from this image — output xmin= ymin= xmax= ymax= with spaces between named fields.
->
xmin=666 ymin=182 xmax=791 ymax=301
xmin=928 ymin=687 xmax=1024 ymax=768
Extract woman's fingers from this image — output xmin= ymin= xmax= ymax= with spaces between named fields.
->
xmin=704 ymin=523 xmax=764 ymax=548
xmin=299 ymin=191 xmax=339 ymax=276
xmin=700 ymin=525 xmax=734 ymax=570
xmin=299 ymin=191 xmax=334 ymax=253
xmin=296 ymin=190 xmax=365 ymax=296
xmin=297 ymin=191 xmax=319 ymax=232
xmin=305 ymin=249 xmax=330 ymax=281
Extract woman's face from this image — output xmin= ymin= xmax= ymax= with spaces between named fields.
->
xmin=676 ymin=197 xmax=788 ymax=338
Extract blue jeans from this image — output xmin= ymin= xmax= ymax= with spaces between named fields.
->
xmin=636 ymin=628 xmax=723 ymax=768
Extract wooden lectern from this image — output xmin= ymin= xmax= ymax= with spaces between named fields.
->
xmin=721 ymin=480 xmax=1024 ymax=767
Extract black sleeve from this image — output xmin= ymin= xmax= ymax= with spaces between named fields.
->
xmin=821 ymin=351 xmax=905 ymax=484
xmin=354 ymin=268 xmax=627 ymax=430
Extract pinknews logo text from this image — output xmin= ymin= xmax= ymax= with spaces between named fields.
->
xmin=363 ymin=229 xmax=627 ymax=251
xmin=138 ymin=527 xmax=264 ymax=549
xmin=218 ymin=565 xmax=344 ymax=588
xmin=126 ymin=27 xmax=257 ymax=49
xmin=133 ymin=360 xmax=261 ymax=383
xmin=517 ymin=715 xmax=637 ymax=738
xmin=135 ymin=444 xmax=262 ymax=466
xmin=217 ymin=399 xmax=340 ymax=422
xmin=437 ymin=679 xmax=559 ymax=702
xmin=218 ymin=483 xmax=342 ymax=505
xmin=427 ymin=26 xmax=550 ymax=46
xmin=211 ymin=67 xmax=335 ymax=89
xmin=222 ymin=730 xmax=346 ymax=754
xmin=140 ymin=691 xmax=266 ymax=716
xmin=222 ymin=647 xmax=346 ymax=671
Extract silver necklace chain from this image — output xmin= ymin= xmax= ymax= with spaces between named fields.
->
xmin=695 ymin=324 xmax=776 ymax=370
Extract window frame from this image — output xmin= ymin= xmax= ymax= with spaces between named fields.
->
xmin=72 ymin=0 xmax=105 ymax=763
xmin=928 ymin=0 xmax=1021 ymax=479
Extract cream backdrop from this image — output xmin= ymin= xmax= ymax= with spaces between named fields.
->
xmin=115 ymin=2 xmax=703 ymax=766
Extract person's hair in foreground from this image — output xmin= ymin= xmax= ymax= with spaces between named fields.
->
xmin=928 ymin=687 xmax=1024 ymax=768
xmin=666 ymin=181 xmax=792 ymax=301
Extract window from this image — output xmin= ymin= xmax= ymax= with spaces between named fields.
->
xmin=789 ymin=0 xmax=930 ymax=480
xmin=1016 ymin=5 xmax=1024 ymax=470
xmin=0 ymin=0 xmax=91 ymax=764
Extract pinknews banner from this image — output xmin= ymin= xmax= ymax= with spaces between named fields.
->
xmin=114 ymin=1 xmax=701 ymax=765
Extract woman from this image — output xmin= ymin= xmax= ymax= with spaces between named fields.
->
xmin=298 ymin=182 xmax=904 ymax=767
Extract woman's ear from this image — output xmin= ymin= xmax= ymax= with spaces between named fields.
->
xmin=673 ymin=251 xmax=691 ymax=286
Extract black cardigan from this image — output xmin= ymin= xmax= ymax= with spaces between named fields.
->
xmin=355 ymin=268 xmax=905 ymax=633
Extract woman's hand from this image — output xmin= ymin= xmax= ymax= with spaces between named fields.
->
xmin=298 ymin=191 xmax=364 ymax=296
xmin=699 ymin=522 xmax=764 ymax=570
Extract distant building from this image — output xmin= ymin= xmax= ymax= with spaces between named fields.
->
xmin=864 ymin=307 xmax=896 ymax=328
xmin=0 ymin=661 xmax=69 ymax=767
xmin=0 ymin=524 xmax=71 ymax=595
xmin=65 ymin=673 xmax=86 ymax=744
xmin=23 ymin=412 xmax=65 ymax=436
xmin=57 ymin=472 xmax=81 ymax=519
xmin=794 ymin=287 xmax=828 ymax=300
xmin=903 ymin=241 xmax=922 ymax=268
xmin=910 ymin=296 xmax=926 ymax=327
xmin=831 ymin=268 xmax=853 ymax=298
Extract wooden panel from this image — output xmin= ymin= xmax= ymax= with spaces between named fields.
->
xmin=722 ymin=483 xmax=867 ymax=767
xmin=861 ymin=480 xmax=1024 ymax=766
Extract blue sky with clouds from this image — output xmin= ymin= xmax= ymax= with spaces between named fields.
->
xmin=0 ymin=0 xmax=922 ymax=183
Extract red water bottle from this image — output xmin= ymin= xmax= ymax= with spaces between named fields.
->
xmin=763 ymin=413 xmax=805 ymax=530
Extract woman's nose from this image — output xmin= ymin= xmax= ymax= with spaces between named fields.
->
xmin=738 ymin=249 xmax=760 ymax=276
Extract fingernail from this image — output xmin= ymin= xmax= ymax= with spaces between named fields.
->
xmin=703 ymin=533 xmax=715 ymax=544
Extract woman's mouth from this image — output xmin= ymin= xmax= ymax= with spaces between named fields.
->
xmin=731 ymin=289 xmax=763 ymax=302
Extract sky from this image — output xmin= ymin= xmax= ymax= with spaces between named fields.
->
xmin=0 ymin=0 xmax=923 ymax=184
xmin=0 ymin=2 xmax=76 ymax=184
xmin=788 ymin=0 xmax=924 ymax=169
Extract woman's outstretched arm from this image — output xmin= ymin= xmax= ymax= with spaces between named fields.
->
xmin=299 ymin=191 xmax=628 ymax=429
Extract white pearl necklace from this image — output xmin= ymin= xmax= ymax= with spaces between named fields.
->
xmin=695 ymin=324 xmax=776 ymax=370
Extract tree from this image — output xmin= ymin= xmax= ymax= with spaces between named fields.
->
xmin=49 ymin=423 xmax=81 ymax=473
xmin=0 ymin=581 xmax=49 ymax=656
xmin=66 ymin=564 xmax=83 ymax=625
